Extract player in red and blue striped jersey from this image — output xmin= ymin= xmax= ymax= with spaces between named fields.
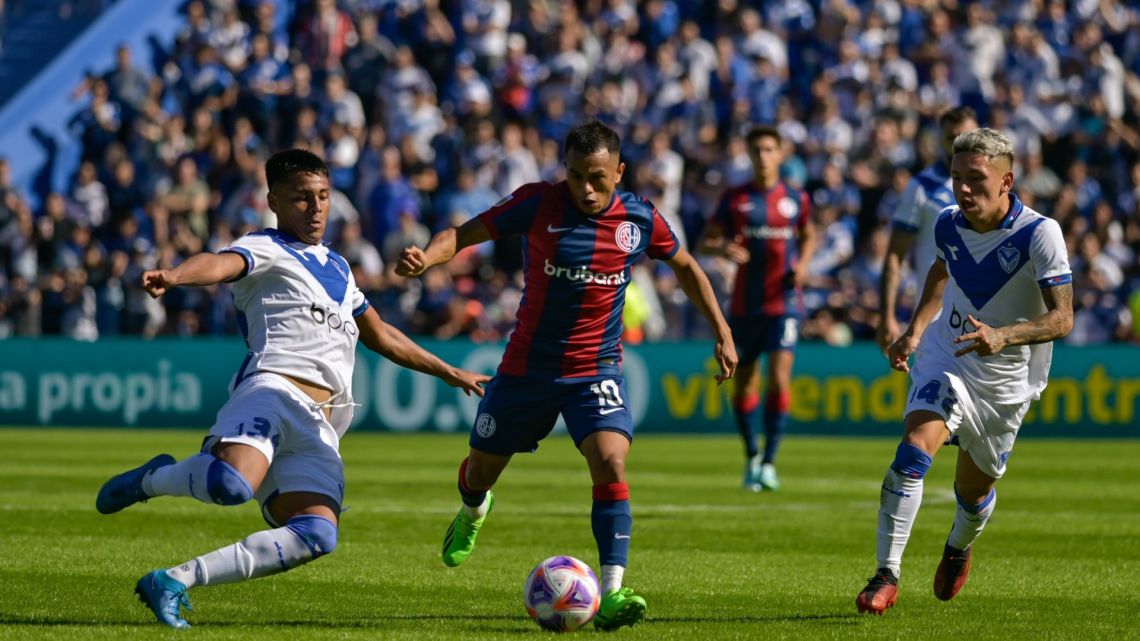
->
xmin=397 ymin=120 xmax=737 ymax=631
xmin=699 ymin=125 xmax=817 ymax=492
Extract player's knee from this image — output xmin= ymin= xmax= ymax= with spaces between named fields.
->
xmin=206 ymin=458 xmax=254 ymax=505
xmin=285 ymin=515 xmax=338 ymax=559
xmin=890 ymin=442 xmax=933 ymax=479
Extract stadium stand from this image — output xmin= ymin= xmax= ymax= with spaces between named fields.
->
xmin=0 ymin=0 xmax=1137 ymax=345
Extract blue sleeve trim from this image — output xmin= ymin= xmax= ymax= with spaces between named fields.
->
xmin=662 ymin=240 xmax=681 ymax=260
xmin=221 ymin=247 xmax=254 ymax=281
xmin=352 ymin=299 xmax=370 ymax=317
xmin=1038 ymin=273 xmax=1072 ymax=289
xmin=891 ymin=221 xmax=919 ymax=233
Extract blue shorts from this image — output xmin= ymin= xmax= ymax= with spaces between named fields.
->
xmin=731 ymin=314 xmax=800 ymax=364
xmin=469 ymin=375 xmax=633 ymax=455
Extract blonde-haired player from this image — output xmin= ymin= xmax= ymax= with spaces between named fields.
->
xmin=856 ymin=129 xmax=1073 ymax=614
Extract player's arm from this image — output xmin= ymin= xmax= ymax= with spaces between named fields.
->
xmin=355 ymin=305 xmax=490 ymax=396
xmin=141 ymin=252 xmax=246 ymax=298
xmin=887 ymin=258 xmax=948 ymax=373
xmin=793 ymin=218 xmax=818 ymax=286
xmin=877 ymin=228 xmax=917 ymax=353
xmin=953 ymin=284 xmax=1074 ymax=357
xmin=664 ymin=247 xmax=738 ymax=383
xmin=396 ymin=216 xmax=492 ymax=277
xmin=697 ymin=194 xmax=749 ymax=264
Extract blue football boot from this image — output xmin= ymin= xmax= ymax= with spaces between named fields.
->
xmin=135 ymin=569 xmax=192 ymax=628
xmin=96 ymin=454 xmax=175 ymax=514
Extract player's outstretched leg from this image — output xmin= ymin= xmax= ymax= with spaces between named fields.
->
xmin=442 ymin=491 xmax=494 ymax=567
xmin=443 ymin=457 xmax=495 ymax=567
xmin=595 ymin=586 xmax=647 ymax=631
xmin=136 ymin=514 xmax=338 ymax=627
xmin=96 ymin=454 xmax=176 ymax=514
xmin=855 ymin=567 xmax=899 ymax=615
xmin=933 ymin=543 xmax=973 ymax=601
xmin=98 ymin=452 xmax=257 ymax=514
xmin=135 ymin=570 xmax=192 ymax=628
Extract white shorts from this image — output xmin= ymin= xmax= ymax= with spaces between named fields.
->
xmin=904 ymin=354 xmax=1031 ymax=479
xmin=203 ymin=372 xmax=344 ymax=522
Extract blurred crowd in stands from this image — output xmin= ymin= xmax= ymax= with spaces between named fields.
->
xmin=1 ymin=0 xmax=1139 ymax=346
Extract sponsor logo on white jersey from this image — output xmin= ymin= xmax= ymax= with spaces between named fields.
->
xmin=543 ymin=259 xmax=627 ymax=286
xmin=308 ymin=303 xmax=358 ymax=335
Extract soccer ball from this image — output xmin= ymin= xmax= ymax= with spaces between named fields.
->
xmin=523 ymin=555 xmax=601 ymax=632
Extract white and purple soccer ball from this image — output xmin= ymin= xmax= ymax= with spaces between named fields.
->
xmin=523 ymin=555 xmax=601 ymax=632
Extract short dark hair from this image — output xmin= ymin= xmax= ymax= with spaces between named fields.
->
xmin=746 ymin=125 xmax=781 ymax=146
xmin=939 ymin=106 xmax=978 ymax=129
xmin=565 ymin=120 xmax=621 ymax=157
xmin=265 ymin=149 xmax=329 ymax=188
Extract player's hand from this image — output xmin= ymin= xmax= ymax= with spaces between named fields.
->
xmin=141 ymin=270 xmax=177 ymax=298
xmin=395 ymin=246 xmax=429 ymax=278
xmin=443 ymin=367 xmax=491 ymax=397
xmin=791 ymin=263 xmax=809 ymax=287
xmin=876 ymin=317 xmax=900 ymax=356
xmin=887 ymin=331 xmax=919 ymax=373
xmin=953 ymin=315 xmax=1006 ymax=357
xmin=723 ymin=235 xmax=750 ymax=265
xmin=713 ymin=334 xmax=738 ymax=384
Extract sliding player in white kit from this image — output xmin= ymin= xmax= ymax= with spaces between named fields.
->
xmin=855 ymin=129 xmax=1073 ymax=614
xmin=95 ymin=149 xmax=489 ymax=628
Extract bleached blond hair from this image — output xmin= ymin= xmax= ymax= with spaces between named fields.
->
xmin=952 ymin=127 xmax=1014 ymax=165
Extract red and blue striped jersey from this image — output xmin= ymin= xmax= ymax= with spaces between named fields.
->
xmin=478 ymin=181 xmax=680 ymax=378
xmin=713 ymin=181 xmax=811 ymax=317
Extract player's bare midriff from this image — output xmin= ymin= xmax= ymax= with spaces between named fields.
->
xmin=279 ymin=373 xmax=333 ymax=421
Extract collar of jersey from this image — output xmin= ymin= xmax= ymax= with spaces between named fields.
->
xmin=265 ymin=227 xmax=330 ymax=247
xmin=954 ymin=192 xmax=1024 ymax=231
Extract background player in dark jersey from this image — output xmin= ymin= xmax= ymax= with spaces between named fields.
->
xmin=396 ymin=120 xmax=737 ymax=631
xmin=698 ymin=125 xmax=817 ymax=492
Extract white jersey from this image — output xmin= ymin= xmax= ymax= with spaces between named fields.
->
xmin=221 ymin=228 xmax=369 ymax=434
xmin=892 ymin=161 xmax=955 ymax=286
xmin=921 ymin=195 xmax=1071 ymax=404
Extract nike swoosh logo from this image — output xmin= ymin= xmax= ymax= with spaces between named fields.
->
xmin=599 ymin=407 xmax=625 ymax=415
xmin=614 ymin=533 xmax=630 ymax=539
xmin=547 ymin=224 xmax=575 ymax=233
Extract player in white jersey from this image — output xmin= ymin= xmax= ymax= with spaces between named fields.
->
xmin=856 ymin=129 xmax=1073 ymax=615
xmin=94 ymin=150 xmax=490 ymax=628
xmin=877 ymin=107 xmax=978 ymax=354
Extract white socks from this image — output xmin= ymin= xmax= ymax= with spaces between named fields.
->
xmin=947 ymin=488 xmax=996 ymax=551
xmin=165 ymin=525 xmax=315 ymax=588
xmin=600 ymin=564 xmax=624 ymax=595
xmin=877 ymin=468 xmax=924 ymax=576
xmin=460 ymin=493 xmax=490 ymax=520
xmin=142 ymin=453 xmax=216 ymax=503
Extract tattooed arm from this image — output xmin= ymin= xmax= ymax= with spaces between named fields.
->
xmin=953 ymin=284 xmax=1074 ymax=357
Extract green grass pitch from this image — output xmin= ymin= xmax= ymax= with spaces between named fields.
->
xmin=0 ymin=428 xmax=1137 ymax=640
